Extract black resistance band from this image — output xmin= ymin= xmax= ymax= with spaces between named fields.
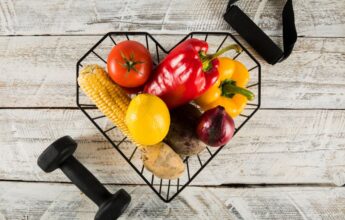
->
xmin=224 ymin=0 xmax=297 ymax=64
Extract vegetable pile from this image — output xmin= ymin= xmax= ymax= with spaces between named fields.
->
xmin=78 ymin=38 xmax=254 ymax=180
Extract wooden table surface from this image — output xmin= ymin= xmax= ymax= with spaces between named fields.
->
xmin=1 ymin=0 xmax=345 ymax=219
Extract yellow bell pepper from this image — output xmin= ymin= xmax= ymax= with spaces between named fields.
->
xmin=196 ymin=57 xmax=254 ymax=118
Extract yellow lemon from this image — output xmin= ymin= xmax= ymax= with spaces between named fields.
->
xmin=125 ymin=94 xmax=170 ymax=145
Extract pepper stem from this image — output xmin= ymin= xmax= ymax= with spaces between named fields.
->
xmin=201 ymin=44 xmax=242 ymax=71
xmin=220 ymin=80 xmax=254 ymax=101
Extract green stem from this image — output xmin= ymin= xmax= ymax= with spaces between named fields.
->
xmin=201 ymin=44 xmax=242 ymax=71
xmin=209 ymin=44 xmax=242 ymax=61
xmin=221 ymin=80 xmax=254 ymax=101
xmin=120 ymin=51 xmax=144 ymax=75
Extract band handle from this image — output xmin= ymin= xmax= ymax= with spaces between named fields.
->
xmin=224 ymin=0 xmax=297 ymax=65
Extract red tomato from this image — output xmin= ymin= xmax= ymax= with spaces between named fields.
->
xmin=122 ymin=85 xmax=144 ymax=95
xmin=107 ymin=40 xmax=153 ymax=88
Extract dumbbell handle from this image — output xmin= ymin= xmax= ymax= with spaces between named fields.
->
xmin=60 ymin=156 xmax=111 ymax=207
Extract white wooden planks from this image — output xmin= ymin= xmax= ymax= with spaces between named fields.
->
xmin=0 ymin=0 xmax=344 ymax=218
xmin=0 ymin=181 xmax=344 ymax=220
xmin=1 ymin=109 xmax=344 ymax=186
xmin=0 ymin=0 xmax=344 ymax=37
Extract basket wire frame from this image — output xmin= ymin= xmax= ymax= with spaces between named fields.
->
xmin=76 ymin=32 xmax=261 ymax=203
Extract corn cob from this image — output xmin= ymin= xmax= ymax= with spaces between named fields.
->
xmin=78 ymin=64 xmax=145 ymax=149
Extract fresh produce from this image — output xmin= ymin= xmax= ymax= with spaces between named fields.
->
xmin=80 ymin=37 xmax=251 ymax=180
xmin=164 ymin=104 xmax=205 ymax=156
xmin=196 ymin=106 xmax=235 ymax=147
xmin=79 ymin=65 xmax=183 ymax=179
xmin=107 ymin=40 xmax=153 ymax=88
xmin=125 ymin=94 xmax=170 ymax=145
xmin=142 ymin=142 xmax=185 ymax=179
xmin=78 ymin=64 xmax=153 ymax=148
xmin=144 ymin=38 xmax=242 ymax=109
xmin=196 ymin=57 xmax=254 ymax=118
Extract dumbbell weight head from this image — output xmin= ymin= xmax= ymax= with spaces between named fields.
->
xmin=96 ymin=189 xmax=131 ymax=220
xmin=37 ymin=136 xmax=77 ymax=172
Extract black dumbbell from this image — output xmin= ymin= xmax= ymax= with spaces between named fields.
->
xmin=37 ymin=136 xmax=131 ymax=220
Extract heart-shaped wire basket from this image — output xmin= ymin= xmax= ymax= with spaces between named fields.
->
xmin=76 ymin=32 xmax=261 ymax=202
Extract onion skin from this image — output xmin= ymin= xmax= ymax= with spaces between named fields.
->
xmin=196 ymin=106 xmax=235 ymax=147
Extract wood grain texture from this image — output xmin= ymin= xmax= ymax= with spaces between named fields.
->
xmin=0 ymin=0 xmax=344 ymax=37
xmin=0 ymin=35 xmax=344 ymax=108
xmin=0 ymin=0 xmax=344 ymax=218
xmin=0 ymin=181 xmax=344 ymax=220
xmin=1 ymin=109 xmax=345 ymax=186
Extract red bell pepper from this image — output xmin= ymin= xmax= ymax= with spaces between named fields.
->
xmin=144 ymin=38 xmax=241 ymax=108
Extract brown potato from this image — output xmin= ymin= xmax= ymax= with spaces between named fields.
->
xmin=141 ymin=142 xmax=185 ymax=179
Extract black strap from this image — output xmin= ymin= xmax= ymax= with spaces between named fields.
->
xmin=224 ymin=0 xmax=297 ymax=64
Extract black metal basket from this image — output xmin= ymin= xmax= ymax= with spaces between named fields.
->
xmin=76 ymin=32 xmax=261 ymax=202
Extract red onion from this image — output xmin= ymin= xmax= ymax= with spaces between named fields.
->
xmin=196 ymin=106 xmax=235 ymax=147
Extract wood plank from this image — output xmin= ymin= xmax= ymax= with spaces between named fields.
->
xmin=1 ymin=109 xmax=345 ymax=186
xmin=0 ymin=181 xmax=344 ymax=219
xmin=0 ymin=35 xmax=344 ymax=108
xmin=221 ymin=187 xmax=345 ymax=220
xmin=0 ymin=0 xmax=344 ymax=37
